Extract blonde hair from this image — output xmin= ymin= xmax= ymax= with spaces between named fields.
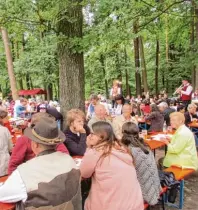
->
xmin=170 ymin=112 xmax=185 ymax=122
xmin=66 ymin=109 xmax=85 ymax=126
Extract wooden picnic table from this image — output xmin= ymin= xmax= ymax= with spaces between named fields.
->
xmin=188 ymin=121 xmax=198 ymax=128
xmin=144 ymin=131 xmax=174 ymax=156
xmin=0 ymin=176 xmax=15 ymax=210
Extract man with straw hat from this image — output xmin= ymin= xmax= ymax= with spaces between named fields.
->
xmin=0 ymin=117 xmax=82 ymax=210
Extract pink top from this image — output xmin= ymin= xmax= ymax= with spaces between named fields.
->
xmin=80 ymin=148 xmax=144 ymax=210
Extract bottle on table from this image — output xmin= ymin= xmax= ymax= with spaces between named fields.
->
xmin=163 ymin=122 xmax=167 ymax=134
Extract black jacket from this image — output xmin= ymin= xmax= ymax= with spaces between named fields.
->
xmin=63 ymin=125 xmax=90 ymax=156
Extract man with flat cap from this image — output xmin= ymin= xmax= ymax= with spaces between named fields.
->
xmin=0 ymin=117 xmax=82 ymax=210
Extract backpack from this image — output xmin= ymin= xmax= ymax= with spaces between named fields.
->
xmin=158 ymin=170 xmax=180 ymax=203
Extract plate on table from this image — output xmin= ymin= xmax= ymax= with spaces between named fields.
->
xmin=151 ymin=134 xmax=173 ymax=141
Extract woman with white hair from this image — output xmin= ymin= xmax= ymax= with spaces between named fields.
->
xmin=184 ymin=103 xmax=198 ymax=125
xmin=161 ymin=112 xmax=198 ymax=169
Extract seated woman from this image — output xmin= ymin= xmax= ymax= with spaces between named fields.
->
xmin=177 ymin=104 xmax=185 ymax=113
xmin=121 ymin=122 xmax=161 ymax=206
xmin=145 ymin=104 xmax=164 ymax=132
xmin=114 ymin=94 xmax=125 ymax=116
xmin=184 ymin=104 xmax=198 ymax=146
xmin=64 ymin=109 xmax=90 ymax=156
xmin=8 ymin=112 xmax=68 ymax=175
xmin=0 ymin=109 xmax=13 ymax=176
xmin=80 ymin=121 xmax=143 ymax=210
xmin=184 ymin=103 xmax=198 ymax=125
xmin=161 ymin=112 xmax=198 ymax=170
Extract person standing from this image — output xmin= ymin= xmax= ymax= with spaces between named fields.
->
xmin=176 ymin=79 xmax=193 ymax=109
xmin=110 ymin=80 xmax=122 ymax=108
xmin=0 ymin=109 xmax=13 ymax=176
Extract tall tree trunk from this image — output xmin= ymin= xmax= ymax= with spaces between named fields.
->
xmin=133 ymin=21 xmax=141 ymax=96
xmin=195 ymin=3 xmax=198 ymax=88
xmin=1 ymin=27 xmax=18 ymax=100
xmin=116 ymin=53 xmax=122 ymax=81
xmin=100 ymin=55 xmax=109 ymax=99
xmin=191 ymin=0 xmax=196 ymax=88
xmin=155 ymin=39 xmax=160 ymax=95
xmin=30 ymin=77 xmax=34 ymax=89
xmin=57 ymin=0 xmax=84 ymax=127
xmin=26 ymin=73 xmax=31 ymax=90
xmin=47 ymin=84 xmax=53 ymax=101
xmin=124 ymin=48 xmax=130 ymax=96
xmin=139 ymin=36 xmax=148 ymax=93
xmin=164 ymin=13 xmax=169 ymax=90
xmin=14 ymin=41 xmax=24 ymax=90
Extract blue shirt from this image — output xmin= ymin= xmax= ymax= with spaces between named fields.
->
xmin=15 ymin=105 xmax=26 ymax=118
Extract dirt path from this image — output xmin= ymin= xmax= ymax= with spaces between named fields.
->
xmin=155 ymin=149 xmax=198 ymax=210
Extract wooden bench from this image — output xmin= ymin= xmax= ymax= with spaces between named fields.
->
xmin=164 ymin=166 xmax=195 ymax=209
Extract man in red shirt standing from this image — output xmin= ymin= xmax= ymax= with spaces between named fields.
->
xmin=176 ymin=79 xmax=193 ymax=110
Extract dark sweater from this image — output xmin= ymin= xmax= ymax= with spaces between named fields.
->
xmin=64 ymin=128 xmax=87 ymax=156
xmin=145 ymin=111 xmax=164 ymax=132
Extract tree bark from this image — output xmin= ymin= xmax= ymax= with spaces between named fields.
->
xmin=47 ymin=84 xmax=53 ymax=101
xmin=164 ymin=13 xmax=169 ymax=90
xmin=1 ymin=27 xmax=18 ymax=100
xmin=100 ymin=55 xmax=109 ymax=99
xmin=133 ymin=21 xmax=142 ymax=96
xmin=26 ymin=73 xmax=31 ymax=90
xmin=155 ymin=39 xmax=160 ymax=95
xmin=124 ymin=48 xmax=130 ymax=96
xmin=191 ymin=0 xmax=196 ymax=88
xmin=14 ymin=41 xmax=24 ymax=90
xmin=57 ymin=0 xmax=84 ymax=126
xmin=195 ymin=3 xmax=198 ymax=88
xmin=139 ymin=36 xmax=148 ymax=93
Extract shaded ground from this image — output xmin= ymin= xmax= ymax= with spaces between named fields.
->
xmin=154 ymin=149 xmax=198 ymax=210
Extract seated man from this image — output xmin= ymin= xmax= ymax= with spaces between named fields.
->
xmin=112 ymin=104 xmax=138 ymax=140
xmin=162 ymin=112 xmax=198 ymax=170
xmin=88 ymin=104 xmax=111 ymax=131
xmin=86 ymin=94 xmax=99 ymax=120
xmin=14 ymin=98 xmax=27 ymax=118
xmin=158 ymin=102 xmax=175 ymax=126
xmin=8 ymin=112 xmax=69 ymax=175
xmin=0 ymin=117 xmax=81 ymax=210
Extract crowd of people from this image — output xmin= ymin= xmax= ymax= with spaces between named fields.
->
xmin=0 ymin=79 xmax=197 ymax=210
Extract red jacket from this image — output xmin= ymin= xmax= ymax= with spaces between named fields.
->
xmin=181 ymin=85 xmax=192 ymax=101
xmin=8 ymin=135 xmax=69 ymax=175
xmin=4 ymin=121 xmax=13 ymax=134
